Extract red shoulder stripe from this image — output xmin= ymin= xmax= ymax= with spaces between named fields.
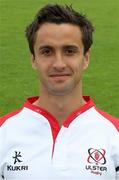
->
xmin=0 ymin=109 xmax=21 ymax=126
xmin=95 ymin=107 xmax=119 ymax=131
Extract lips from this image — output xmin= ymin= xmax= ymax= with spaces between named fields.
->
xmin=49 ymin=74 xmax=70 ymax=77
xmin=49 ymin=73 xmax=71 ymax=81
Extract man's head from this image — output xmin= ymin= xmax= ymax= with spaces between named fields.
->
xmin=25 ymin=4 xmax=94 ymax=55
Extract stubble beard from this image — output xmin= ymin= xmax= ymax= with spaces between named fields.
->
xmin=40 ymin=77 xmax=81 ymax=97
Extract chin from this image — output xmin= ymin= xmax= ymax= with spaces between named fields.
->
xmin=48 ymin=87 xmax=75 ymax=96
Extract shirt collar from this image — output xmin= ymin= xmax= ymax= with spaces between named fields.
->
xmin=23 ymin=96 xmax=95 ymax=127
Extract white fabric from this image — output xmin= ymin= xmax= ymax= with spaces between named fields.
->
xmin=0 ymin=98 xmax=119 ymax=180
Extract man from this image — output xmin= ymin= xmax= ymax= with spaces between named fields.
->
xmin=0 ymin=4 xmax=119 ymax=179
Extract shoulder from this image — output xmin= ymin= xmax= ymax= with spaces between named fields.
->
xmin=94 ymin=106 xmax=119 ymax=131
xmin=0 ymin=109 xmax=22 ymax=127
xmin=0 ymin=96 xmax=39 ymax=127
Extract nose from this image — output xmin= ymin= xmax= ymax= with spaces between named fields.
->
xmin=52 ymin=52 xmax=66 ymax=70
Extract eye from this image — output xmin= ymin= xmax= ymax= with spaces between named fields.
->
xmin=65 ymin=49 xmax=75 ymax=55
xmin=40 ymin=48 xmax=52 ymax=56
xmin=64 ymin=47 xmax=78 ymax=56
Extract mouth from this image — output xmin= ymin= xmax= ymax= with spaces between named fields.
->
xmin=49 ymin=73 xmax=71 ymax=81
xmin=50 ymin=73 xmax=70 ymax=76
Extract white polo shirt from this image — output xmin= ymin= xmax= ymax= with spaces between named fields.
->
xmin=0 ymin=96 xmax=119 ymax=179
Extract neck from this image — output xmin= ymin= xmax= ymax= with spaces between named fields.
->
xmin=34 ymin=85 xmax=85 ymax=126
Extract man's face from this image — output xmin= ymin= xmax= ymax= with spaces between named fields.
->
xmin=32 ymin=23 xmax=90 ymax=96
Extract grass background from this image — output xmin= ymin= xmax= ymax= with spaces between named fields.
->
xmin=0 ymin=0 xmax=119 ymax=118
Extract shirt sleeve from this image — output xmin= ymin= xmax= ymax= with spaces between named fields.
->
xmin=0 ymin=127 xmax=5 ymax=180
xmin=116 ymin=138 xmax=119 ymax=179
xmin=0 ymin=127 xmax=2 ymax=179
xmin=113 ymin=132 xmax=119 ymax=180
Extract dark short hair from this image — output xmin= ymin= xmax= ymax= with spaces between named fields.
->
xmin=25 ymin=4 xmax=94 ymax=55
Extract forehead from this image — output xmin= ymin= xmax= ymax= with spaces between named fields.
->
xmin=34 ymin=23 xmax=83 ymax=47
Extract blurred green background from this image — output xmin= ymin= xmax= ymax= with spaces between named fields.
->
xmin=0 ymin=0 xmax=119 ymax=118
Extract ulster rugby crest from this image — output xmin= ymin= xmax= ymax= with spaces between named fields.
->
xmin=85 ymin=148 xmax=107 ymax=176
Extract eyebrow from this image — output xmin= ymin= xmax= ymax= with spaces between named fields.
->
xmin=38 ymin=45 xmax=53 ymax=51
xmin=38 ymin=44 xmax=80 ymax=51
xmin=63 ymin=45 xmax=79 ymax=50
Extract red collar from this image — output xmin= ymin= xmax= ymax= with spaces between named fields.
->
xmin=23 ymin=96 xmax=94 ymax=128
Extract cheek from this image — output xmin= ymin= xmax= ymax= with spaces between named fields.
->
xmin=36 ymin=62 xmax=50 ymax=76
xmin=69 ymin=60 xmax=84 ymax=72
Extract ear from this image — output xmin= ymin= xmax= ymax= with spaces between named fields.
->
xmin=83 ymin=49 xmax=90 ymax=70
xmin=31 ymin=54 xmax=37 ymax=70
